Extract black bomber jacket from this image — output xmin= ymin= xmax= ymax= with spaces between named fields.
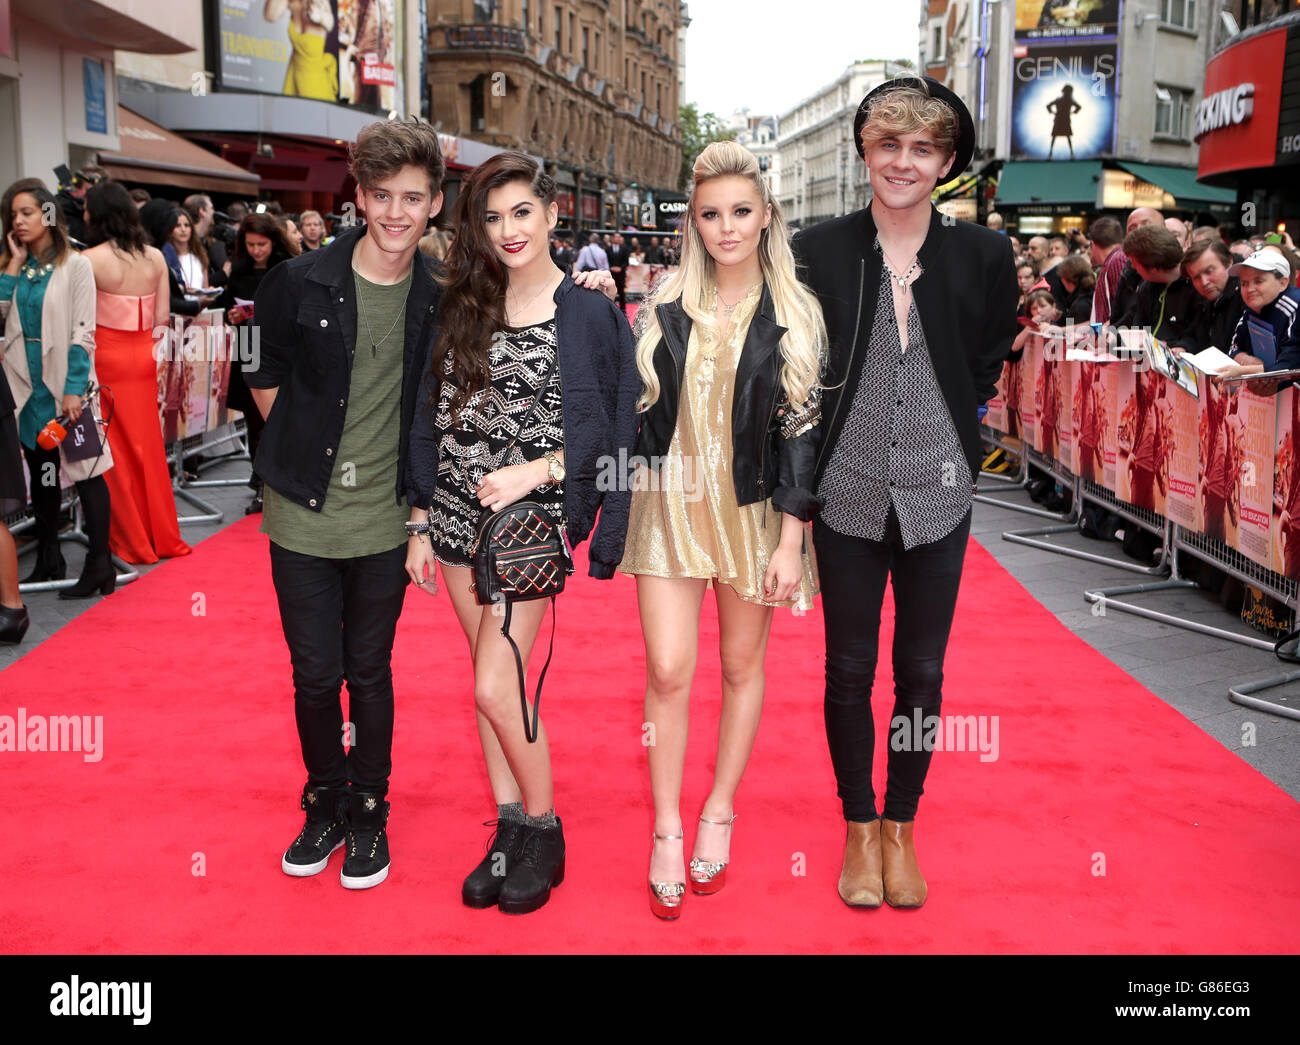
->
xmin=634 ymin=282 xmax=823 ymax=522
xmin=245 ymin=225 xmax=439 ymax=512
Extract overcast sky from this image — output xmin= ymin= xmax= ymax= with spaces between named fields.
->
xmin=681 ymin=1 xmax=922 ymax=121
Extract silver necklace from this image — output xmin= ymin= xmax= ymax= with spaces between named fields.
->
xmin=879 ymin=244 xmax=921 ymax=290
xmin=507 ymin=277 xmax=555 ymax=324
xmin=356 ymin=275 xmax=409 ymax=357
xmin=708 ymin=282 xmax=760 ymax=315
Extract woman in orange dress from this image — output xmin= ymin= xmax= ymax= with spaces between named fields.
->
xmin=83 ymin=182 xmax=190 ymax=564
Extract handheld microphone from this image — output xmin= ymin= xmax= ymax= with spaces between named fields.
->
xmin=37 ymin=415 xmax=70 ymax=450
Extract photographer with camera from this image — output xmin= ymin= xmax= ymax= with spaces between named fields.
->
xmin=54 ymin=165 xmax=107 ymax=245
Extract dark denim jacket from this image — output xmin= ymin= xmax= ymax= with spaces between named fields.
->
xmin=246 ymin=225 xmax=439 ymax=513
xmin=407 ymin=276 xmax=641 ymax=579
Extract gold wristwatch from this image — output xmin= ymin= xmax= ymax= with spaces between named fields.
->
xmin=545 ymin=452 xmax=566 ymax=485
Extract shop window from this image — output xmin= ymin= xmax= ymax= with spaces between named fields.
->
xmin=1160 ymin=0 xmax=1196 ymax=29
xmin=474 ymin=0 xmax=495 ymax=24
xmin=471 ymin=77 xmax=486 ymax=132
xmin=555 ymin=6 xmax=562 ymax=50
xmin=1154 ymin=85 xmax=1191 ymax=139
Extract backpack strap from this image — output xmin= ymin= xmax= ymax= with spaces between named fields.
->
xmin=501 ymin=596 xmax=557 ymax=744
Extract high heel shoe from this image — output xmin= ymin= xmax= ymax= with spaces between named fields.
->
xmin=58 ymin=553 xmax=116 ymax=599
xmin=648 ymin=831 xmax=685 ymax=920
xmin=689 ymin=812 xmax=737 ymax=895
xmin=0 ymin=604 xmax=30 ymax=644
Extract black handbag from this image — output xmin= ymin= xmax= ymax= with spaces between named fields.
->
xmin=469 ymin=359 xmax=571 ymax=743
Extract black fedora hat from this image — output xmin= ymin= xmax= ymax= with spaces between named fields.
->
xmin=853 ymin=75 xmax=975 ymax=187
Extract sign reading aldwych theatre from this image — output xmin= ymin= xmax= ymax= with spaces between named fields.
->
xmin=1014 ymin=0 xmax=1122 ymax=42
xmin=1011 ymin=42 xmax=1119 ymax=159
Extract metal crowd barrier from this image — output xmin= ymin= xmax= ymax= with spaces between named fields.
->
xmin=12 ymin=487 xmax=140 ymax=595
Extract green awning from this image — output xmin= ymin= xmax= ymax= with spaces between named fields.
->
xmin=1114 ymin=162 xmax=1236 ymax=206
xmin=995 ymin=161 xmax=1102 ymax=206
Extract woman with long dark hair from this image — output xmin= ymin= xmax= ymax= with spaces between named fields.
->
xmin=406 ymin=151 xmax=638 ymax=915
xmin=216 ymin=213 xmax=298 ymax=513
xmin=0 ymin=180 xmax=115 ymax=598
xmin=83 ymin=181 xmax=191 ymax=565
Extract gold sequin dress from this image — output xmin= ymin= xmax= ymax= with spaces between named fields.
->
xmin=619 ymin=285 xmax=819 ymax=610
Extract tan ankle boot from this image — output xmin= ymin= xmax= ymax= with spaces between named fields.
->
xmin=880 ymin=818 xmax=927 ymax=907
xmin=837 ymin=819 xmax=883 ymax=907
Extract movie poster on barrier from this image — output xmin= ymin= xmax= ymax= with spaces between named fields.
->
xmin=1054 ymin=353 xmax=1074 ymax=470
xmin=1163 ymin=371 xmax=1202 ymax=532
xmin=1272 ymin=387 xmax=1300 ymax=578
xmin=1197 ymin=375 xmax=1247 ymax=550
xmin=1030 ymin=334 xmax=1070 ymax=462
xmin=207 ymin=313 xmax=233 ymax=431
xmin=986 ymin=360 xmax=1015 ymax=436
xmin=1071 ymin=359 xmax=1109 ymax=486
xmin=156 ymin=320 xmax=183 ymax=445
xmin=178 ymin=315 xmax=213 ymax=442
xmin=1020 ymin=339 xmax=1040 ymax=451
xmin=1116 ymin=366 xmax=1174 ymax=516
xmin=1232 ymin=387 xmax=1276 ymax=569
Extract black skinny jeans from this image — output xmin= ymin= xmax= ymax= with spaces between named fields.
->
xmin=268 ymin=541 xmax=409 ymax=795
xmin=814 ymin=504 xmax=971 ymax=823
xmin=22 ymin=442 xmax=110 ymax=556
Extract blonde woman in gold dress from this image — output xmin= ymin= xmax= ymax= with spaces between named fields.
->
xmin=620 ymin=141 xmax=826 ymax=919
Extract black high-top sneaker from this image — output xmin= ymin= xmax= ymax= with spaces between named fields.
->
xmin=282 ymin=785 xmax=347 ymax=877
xmin=341 ymin=791 xmax=391 ymax=890
xmin=498 ymin=817 xmax=565 ymax=914
xmin=462 ymin=819 xmax=528 ymax=908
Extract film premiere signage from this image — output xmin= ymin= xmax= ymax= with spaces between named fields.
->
xmin=986 ymin=329 xmax=1300 ymax=581
xmin=215 ymin=0 xmax=403 ymax=113
xmin=1010 ymin=0 xmax=1120 ymax=160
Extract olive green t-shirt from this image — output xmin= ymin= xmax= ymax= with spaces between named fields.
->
xmin=261 ymin=267 xmax=412 ymax=558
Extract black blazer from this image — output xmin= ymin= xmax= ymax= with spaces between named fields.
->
xmin=407 ymin=276 xmax=641 ymax=579
xmin=247 ymin=225 xmax=440 ymax=512
xmin=792 ymin=206 xmax=1019 ymax=487
xmin=635 ymin=283 xmax=821 ymax=521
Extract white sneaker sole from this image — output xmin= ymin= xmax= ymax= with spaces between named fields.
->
xmin=340 ymin=863 xmax=390 ymax=890
xmin=281 ymin=839 xmax=344 ymax=877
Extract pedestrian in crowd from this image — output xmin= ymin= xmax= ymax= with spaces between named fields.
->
xmin=1055 ymin=253 xmax=1096 ymax=324
xmin=1115 ymin=224 xmax=1200 ymax=345
xmin=573 ymin=232 xmax=609 ymax=273
xmin=138 ymin=200 xmax=203 ymax=317
xmin=1192 ymin=225 xmax=1222 ymax=246
xmin=1009 ymin=234 xmax=1022 ymax=256
xmin=986 ymin=211 xmax=1004 ymax=232
xmin=405 ymin=151 xmax=636 ymax=914
xmin=247 ymin=119 xmax=446 ymax=892
xmin=1016 ymin=259 xmax=1036 ymax=311
xmin=0 ymin=361 xmax=27 ymax=642
xmin=628 ymin=236 xmax=644 ymax=265
xmin=282 ymin=216 xmax=304 ymax=253
xmin=417 ymin=227 xmax=451 ymax=261
xmin=1172 ymin=239 xmax=1244 ymax=355
xmin=217 ymin=212 xmax=298 ymax=514
xmin=298 ymin=209 xmax=326 ymax=251
xmin=1229 ymin=239 xmax=1253 ymax=263
xmin=183 ymin=194 xmax=230 ymax=280
xmin=0 ymin=181 xmax=115 ymax=598
xmin=1224 ymin=249 xmax=1300 ymax=378
xmin=168 ymin=208 xmax=215 ymax=301
xmin=1165 ymin=217 xmax=1192 ymax=250
xmin=226 ymin=201 xmax=248 ymax=225
xmin=1024 ymin=235 xmax=1048 ymax=273
xmin=128 ymin=188 xmax=151 ymax=209
xmin=55 ymin=165 xmax=106 ymax=244
xmin=646 ymin=236 xmax=663 ymax=266
xmin=1043 ymin=234 xmax=1070 ymax=268
xmin=1088 ymin=215 xmax=1127 ymax=323
xmin=81 ymin=181 xmax=191 ymax=566
xmin=793 ymin=76 xmax=1018 ymax=909
xmin=619 ymin=140 xmax=824 ymax=920
xmin=607 ymin=231 xmax=629 ymax=307
xmin=1107 ymin=208 xmax=1164 ymax=326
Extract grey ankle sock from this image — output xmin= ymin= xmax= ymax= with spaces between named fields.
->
xmin=498 ymin=802 xmax=525 ymax=824
xmin=524 ymin=809 xmax=558 ymax=829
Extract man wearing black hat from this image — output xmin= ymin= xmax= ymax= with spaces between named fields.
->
xmin=793 ymin=76 xmax=1018 ymax=910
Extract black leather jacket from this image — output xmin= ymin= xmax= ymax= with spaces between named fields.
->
xmin=634 ymin=283 xmax=823 ymax=521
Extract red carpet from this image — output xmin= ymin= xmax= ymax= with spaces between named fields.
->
xmin=1 ymin=516 xmax=1298 ymax=954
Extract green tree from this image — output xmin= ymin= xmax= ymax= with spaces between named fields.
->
xmin=678 ymin=102 xmax=732 ymax=191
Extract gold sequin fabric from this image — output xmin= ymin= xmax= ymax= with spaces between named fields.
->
xmin=619 ymin=285 xmax=819 ymax=610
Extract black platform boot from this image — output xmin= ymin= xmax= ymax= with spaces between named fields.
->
xmin=58 ymin=552 xmax=116 ymax=599
xmin=498 ymin=817 xmax=565 ymax=915
xmin=281 ymin=784 xmax=347 ymax=877
xmin=341 ymin=791 xmax=391 ymax=890
xmin=462 ymin=818 xmax=528 ymax=908
xmin=22 ymin=534 xmax=65 ymax=584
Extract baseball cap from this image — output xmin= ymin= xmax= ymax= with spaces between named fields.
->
xmin=1229 ymin=250 xmax=1291 ymax=279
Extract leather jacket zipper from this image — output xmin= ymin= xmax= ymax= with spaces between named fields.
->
xmin=816 ymin=257 xmax=866 ymax=475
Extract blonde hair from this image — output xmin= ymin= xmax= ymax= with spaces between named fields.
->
xmin=635 ymin=140 xmax=825 ymax=411
xmin=858 ymin=84 xmax=958 ymax=158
